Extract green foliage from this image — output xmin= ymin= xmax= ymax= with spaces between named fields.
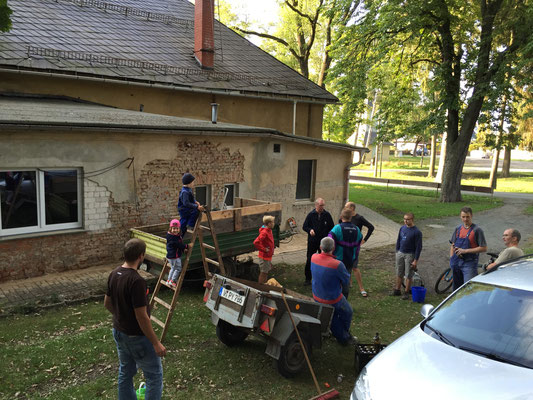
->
xmin=0 ymin=0 xmax=12 ymax=32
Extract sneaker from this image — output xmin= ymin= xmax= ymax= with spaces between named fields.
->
xmin=166 ymin=279 xmax=172 ymax=286
xmin=402 ymin=293 xmax=411 ymax=300
xmin=303 ymin=280 xmax=312 ymax=286
xmin=171 ymin=281 xmax=177 ymax=288
xmin=390 ymin=289 xmax=401 ymax=296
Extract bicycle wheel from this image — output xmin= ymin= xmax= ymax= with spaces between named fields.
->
xmin=434 ymin=268 xmax=453 ymax=294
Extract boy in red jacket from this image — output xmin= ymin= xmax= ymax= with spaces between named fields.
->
xmin=253 ymin=215 xmax=275 ymax=284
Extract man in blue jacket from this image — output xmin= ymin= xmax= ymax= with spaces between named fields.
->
xmin=392 ymin=212 xmax=423 ymax=299
xmin=311 ymin=237 xmax=356 ymax=346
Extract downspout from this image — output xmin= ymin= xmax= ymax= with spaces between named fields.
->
xmin=344 ymin=149 xmax=368 ymax=205
xmin=292 ymin=100 xmax=297 ymax=135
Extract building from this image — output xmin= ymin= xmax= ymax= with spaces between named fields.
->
xmin=0 ymin=0 xmax=367 ymax=281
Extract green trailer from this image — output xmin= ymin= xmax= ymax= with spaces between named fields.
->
xmin=130 ymin=198 xmax=282 ymax=281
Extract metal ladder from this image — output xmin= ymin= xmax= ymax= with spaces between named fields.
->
xmin=149 ymin=208 xmax=226 ymax=342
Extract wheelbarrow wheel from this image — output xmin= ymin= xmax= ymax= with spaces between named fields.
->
xmin=277 ymin=331 xmax=311 ymax=378
xmin=216 ymin=320 xmax=248 ymax=347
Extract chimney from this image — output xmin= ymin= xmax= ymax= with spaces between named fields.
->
xmin=194 ymin=0 xmax=215 ymax=69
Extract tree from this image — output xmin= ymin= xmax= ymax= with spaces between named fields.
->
xmin=0 ymin=0 xmax=12 ymax=32
xmin=330 ymin=0 xmax=533 ymax=202
xmin=231 ymin=0 xmax=325 ymax=79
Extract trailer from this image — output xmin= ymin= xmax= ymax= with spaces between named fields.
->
xmin=204 ymin=273 xmax=334 ymax=378
xmin=130 ymin=198 xmax=282 ymax=281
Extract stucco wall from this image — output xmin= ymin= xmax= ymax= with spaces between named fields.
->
xmin=0 ymin=71 xmax=326 ymax=138
xmin=0 ymin=128 xmax=351 ymax=281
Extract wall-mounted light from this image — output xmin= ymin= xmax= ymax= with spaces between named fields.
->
xmin=211 ymin=103 xmax=219 ymax=124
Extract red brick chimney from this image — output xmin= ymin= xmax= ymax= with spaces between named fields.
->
xmin=194 ymin=0 xmax=215 ymax=69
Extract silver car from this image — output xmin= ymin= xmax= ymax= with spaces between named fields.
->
xmin=351 ymin=255 xmax=533 ymax=400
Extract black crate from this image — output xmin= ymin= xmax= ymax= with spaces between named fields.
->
xmin=354 ymin=343 xmax=387 ymax=374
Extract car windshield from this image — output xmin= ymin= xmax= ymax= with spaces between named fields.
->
xmin=424 ymin=281 xmax=533 ymax=369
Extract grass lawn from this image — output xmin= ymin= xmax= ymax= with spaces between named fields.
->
xmin=349 ymin=183 xmax=503 ymax=223
xmin=0 ymin=249 xmax=449 ymax=400
xmin=352 ymin=169 xmax=533 ymax=193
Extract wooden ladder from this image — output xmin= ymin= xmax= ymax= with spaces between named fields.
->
xmin=149 ymin=208 xmax=226 ymax=342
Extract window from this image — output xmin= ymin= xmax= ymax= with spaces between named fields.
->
xmin=273 ymin=143 xmax=281 ymax=153
xmin=296 ymin=160 xmax=315 ymax=200
xmin=0 ymin=169 xmax=82 ymax=236
xmin=224 ymin=183 xmax=238 ymax=208
xmin=195 ymin=185 xmax=211 ymax=208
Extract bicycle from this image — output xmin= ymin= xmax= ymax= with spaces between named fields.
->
xmin=434 ymin=252 xmax=498 ymax=294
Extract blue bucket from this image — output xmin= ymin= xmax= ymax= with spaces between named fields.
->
xmin=411 ymin=286 xmax=427 ymax=303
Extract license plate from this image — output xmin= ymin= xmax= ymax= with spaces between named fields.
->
xmin=219 ymin=287 xmax=245 ymax=306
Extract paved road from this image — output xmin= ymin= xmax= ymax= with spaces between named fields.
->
xmin=415 ymin=198 xmax=533 ymax=292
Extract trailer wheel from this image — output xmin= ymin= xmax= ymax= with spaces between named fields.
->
xmin=277 ymin=331 xmax=311 ymax=378
xmin=216 ymin=320 xmax=248 ymax=347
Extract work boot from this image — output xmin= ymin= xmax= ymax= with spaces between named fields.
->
xmin=390 ymin=289 xmax=401 ymax=296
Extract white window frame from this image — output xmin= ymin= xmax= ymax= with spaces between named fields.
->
xmin=0 ymin=168 xmax=83 ymax=237
xmin=195 ymin=184 xmax=211 ymax=208
xmin=223 ymin=183 xmax=238 ymax=208
xmin=295 ymin=160 xmax=316 ymax=201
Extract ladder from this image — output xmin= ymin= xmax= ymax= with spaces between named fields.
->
xmin=149 ymin=208 xmax=226 ymax=342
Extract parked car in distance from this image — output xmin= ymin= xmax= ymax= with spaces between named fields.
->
xmin=351 ymin=255 xmax=533 ymax=400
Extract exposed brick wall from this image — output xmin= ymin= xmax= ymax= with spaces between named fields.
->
xmin=136 ymin=140 xmax=245 ymax=225
xmin=0 ymin=140 xmax=244 ymax=282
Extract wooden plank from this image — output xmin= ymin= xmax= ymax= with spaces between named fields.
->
xmin=153 ymin=296 xmax=171 ymax=310
xmin=234 ymin=208 xmax=242 ymax=231
xmin=205 ymin=257 xmax=220 ymax=267
xmin=150 ymin=315 xmax=165 ymax=328
xmin=240 ymin=203 xmax=282 ymax=216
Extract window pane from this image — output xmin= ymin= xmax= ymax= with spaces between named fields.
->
xmin=296 ymin=160 xmax=314 ymax=200
xmin=44 ymin=170 xmax=79 ymax=225
xmin=0 ymin=171 xmax=38 ymax=229
xmin=195 ymin=186 xmax=208 ymax=206
xmin=224 ymin=184 xmax=235 ymax=207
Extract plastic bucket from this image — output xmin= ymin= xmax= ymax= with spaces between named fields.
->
xmin=411 ymin=286 xmax=427 ymax=303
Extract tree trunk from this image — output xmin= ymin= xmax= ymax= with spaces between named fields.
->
xmin=428 ymin=134 xmax=436 ymax=178
xmin=489 ymin=149 xmax=500 ymax=189
xmin=440 ymin=134 xmax=470 ymax=202
xmin=373 ymin=144 xmax=379 ymax=177
xmin=436 ymin=131 xmax=447 ymax=182
xmin=413 ymin=138 xmax=420 ymax=156
xmin=502 ymin=146 xmax=511 ymax=177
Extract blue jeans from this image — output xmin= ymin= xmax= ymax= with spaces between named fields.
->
xmin=330 ymin=296 xmax=353 ymax=344
xmin=112 ymin=328 xmax=163 ymax=400
xmin=451 ymin=260 xmax=478 ymax=291
xmin=168 ymin=258 xmax=182 ymax=282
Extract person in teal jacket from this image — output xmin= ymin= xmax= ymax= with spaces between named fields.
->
xmin=328 ymin=208 xmax=363 ymax=299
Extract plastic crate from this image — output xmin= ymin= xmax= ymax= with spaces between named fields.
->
xmin=354 ymin=343 xmax=387 ymax=374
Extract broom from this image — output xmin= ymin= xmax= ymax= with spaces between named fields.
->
xmin=280 ymin=290 xmax=340 ymax=400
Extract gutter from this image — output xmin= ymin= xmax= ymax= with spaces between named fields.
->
xmin=0 ymin=121 xmax=367 ymax=153
xmin=0 ymin=66 xmax=338 ymax=106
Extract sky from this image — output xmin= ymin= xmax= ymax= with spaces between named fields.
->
xmin=222 ymin=0 xmax=279 ymax=27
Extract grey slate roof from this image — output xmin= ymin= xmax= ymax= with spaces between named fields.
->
xmin=0 ymin=0 xmax=338 ymax=103
xmin=0 ymin=96 xmax=365 ymax=153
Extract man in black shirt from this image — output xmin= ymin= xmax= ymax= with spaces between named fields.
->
xmin=105 ymin=238 xmax=166 ymax=399
xmin=302 ymin=198 xmax=335 ymax=285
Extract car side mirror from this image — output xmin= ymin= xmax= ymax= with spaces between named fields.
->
xmin=420 ymin=304 xmax=434 ymax=319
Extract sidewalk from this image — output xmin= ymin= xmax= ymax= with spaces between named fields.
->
xmin=0 ymin=206 xmax=399 ymax=315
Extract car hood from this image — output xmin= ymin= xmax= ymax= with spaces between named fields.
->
xmin=364 ymin=326 xmax=533 ymax=400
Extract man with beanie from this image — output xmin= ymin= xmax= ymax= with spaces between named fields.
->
xmin=178 ymin=172 xmax=205 ymax=236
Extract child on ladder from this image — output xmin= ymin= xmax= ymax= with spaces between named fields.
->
xmin=178 ymin=172 xmax=205 ymax=236
xmin=166 ymin=219 xmax=188 ymax=288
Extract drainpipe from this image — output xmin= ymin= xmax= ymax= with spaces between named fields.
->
xmin=292 ymin=100 xmax=297 ymax=135
xmin=344 ymin=149 xmax=368 ymax=205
